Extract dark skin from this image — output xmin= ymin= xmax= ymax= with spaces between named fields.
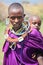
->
xmin=29 ymin=16 xmax=41 ymax=59
xmin=5 ymin=8 xmax=28 ymax=43
xmin=9 ymin=8 xmax=24 ymax=32
xmin=29 ymin=16 xmax=43 ymax=65
xmin=29 ymin=16 xmax=41 ymax=30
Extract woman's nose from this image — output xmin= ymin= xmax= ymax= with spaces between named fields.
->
xmin=14 ymin=18 xmax=18 ymax=23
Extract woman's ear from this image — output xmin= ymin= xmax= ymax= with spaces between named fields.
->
xmin=24 ymin=14 xmax=26 ymax=17
xmin=7 ymin=16 xmax=9 ymax=18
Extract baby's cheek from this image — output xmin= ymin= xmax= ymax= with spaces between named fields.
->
xmin=31 ymin=24 xmax=35 ymax=29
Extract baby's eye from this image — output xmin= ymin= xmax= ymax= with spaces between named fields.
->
xmin=38 ymin=23 xmax=41 ymax=26
xmin=32 ymin=22 xmax=36 ymax=25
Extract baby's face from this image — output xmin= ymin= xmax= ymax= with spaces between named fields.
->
xmin=8 ymin=8 xmax=24 ymax=31
xmin=30 ymin=16 xmax=41 ymax=30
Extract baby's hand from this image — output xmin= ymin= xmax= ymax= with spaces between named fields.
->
xmin=32 ymin=54 xmax=36 ymax=58
xmin=32 ymin=53 xmax=37 ymax=60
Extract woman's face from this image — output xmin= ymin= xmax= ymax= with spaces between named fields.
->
xmin=8 ymin=9 xmax=24 ymax=31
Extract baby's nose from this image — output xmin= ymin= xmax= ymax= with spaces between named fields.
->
xmin=35 ymin=24 xmax=38 ymax=26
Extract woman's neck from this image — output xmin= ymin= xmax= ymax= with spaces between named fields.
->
xmin=12 ymin=25 xmax=22 ymax=32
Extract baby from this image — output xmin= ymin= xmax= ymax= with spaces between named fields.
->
xmin=29 ymin=15 xmax=43 ymax=65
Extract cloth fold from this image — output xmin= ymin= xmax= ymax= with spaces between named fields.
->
xmin=2 ymin=28 xmax=43 ymax=65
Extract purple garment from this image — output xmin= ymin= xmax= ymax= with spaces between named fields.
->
xmin=2 ymin=29 xmax=43 ymax=65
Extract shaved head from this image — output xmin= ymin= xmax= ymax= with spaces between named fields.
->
xmin=29 ymin=15 xmax=41 ymax=23
xmin=29 ymin=15 xmax=41 ymax=30
xmin=8 ymin=3 xmax=24 ymax=15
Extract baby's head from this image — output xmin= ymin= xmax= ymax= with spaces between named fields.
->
xmin=29 ymin=15 xmax=41 ymax=30
xmin=8 ymin=3 xmax=25 ymax=31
